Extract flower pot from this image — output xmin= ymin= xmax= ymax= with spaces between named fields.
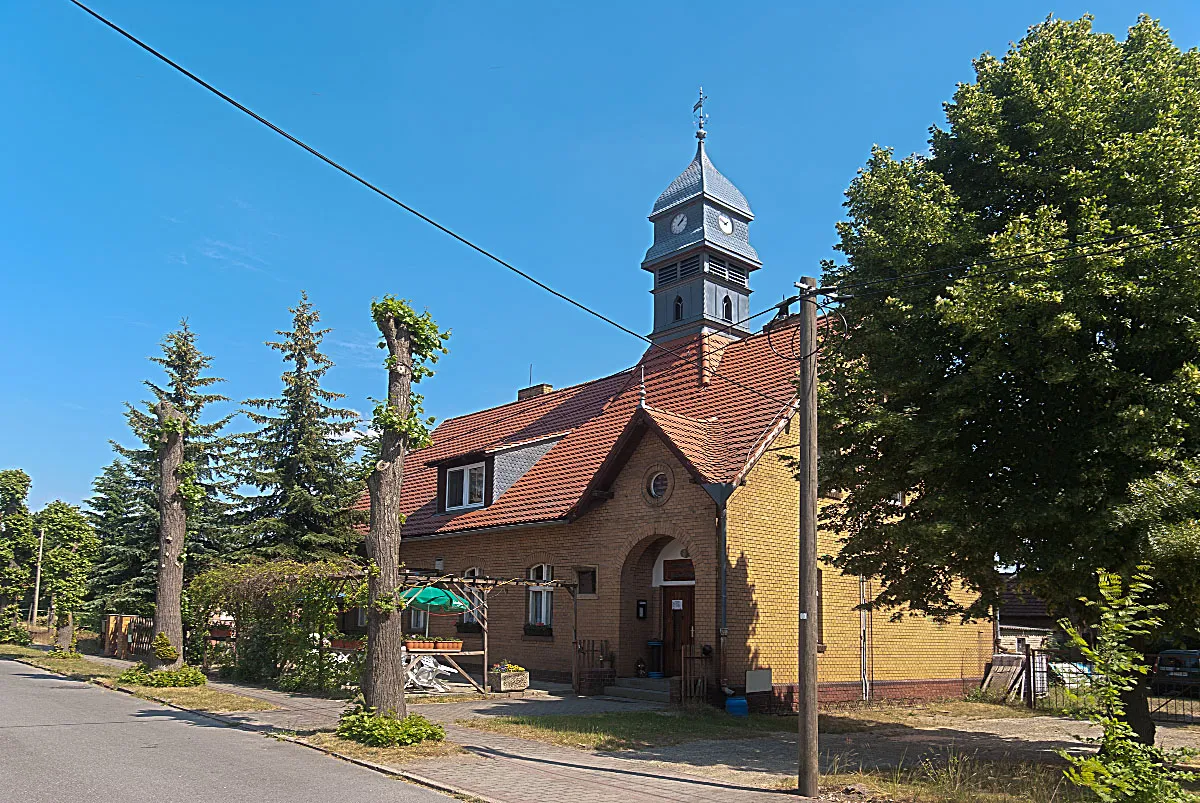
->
xmin=405 ymin=640 xmax=435 ymax=651
xmin=488 ymin=670 xmax=530 ymax=692
xmin=331 ymin=638 xmax=363 ymax=651
xmin=436 ymin=640 xmax=463 ymax=651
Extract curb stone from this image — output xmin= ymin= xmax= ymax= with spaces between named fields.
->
xmin=10 ymin=656 xmax=489 ymax=802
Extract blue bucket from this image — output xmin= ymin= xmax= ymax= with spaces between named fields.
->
xmin=725 ymin=696 xmax=749 ymax=717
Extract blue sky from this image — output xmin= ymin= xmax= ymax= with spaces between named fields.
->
xmin=3 ymin=2 xmax=1198 ymax=510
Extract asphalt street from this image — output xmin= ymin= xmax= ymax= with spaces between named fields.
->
xmin=0 ymin=659 xmax=449 ymax=803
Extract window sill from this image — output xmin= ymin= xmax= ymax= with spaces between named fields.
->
xmin=523 ymin=624 xmax=554 ymax=638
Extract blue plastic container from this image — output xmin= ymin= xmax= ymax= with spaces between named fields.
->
xmin=725 ymin=696 xmax=749 ymax=717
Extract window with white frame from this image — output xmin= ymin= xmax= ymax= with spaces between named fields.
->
xmin=409 ymin=607 xmax=427 ymax=633
xmin=446 ymin=462 xmax=485 ymax=510
xmin=462 ymin=567 xmax=483 ymax=624
xmin=527 ymin=564 xmax=553 ymax=627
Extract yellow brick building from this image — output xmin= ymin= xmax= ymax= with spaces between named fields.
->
xmin=359 ymin=127 xmax=992 ymax=706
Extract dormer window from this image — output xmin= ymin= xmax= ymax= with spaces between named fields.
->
xmin=446 ymin=462 xmax=485 ymax=510
xmin=722 ymin=295 xmax=733 ymax=321
xmin=674 ymin=296 xmax=684 ymax=321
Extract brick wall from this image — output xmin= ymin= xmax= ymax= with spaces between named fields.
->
xmin=725 ymin=423 xmax=992 ymax=696
xmin=398 ymin=428 xmax=718 ymax=680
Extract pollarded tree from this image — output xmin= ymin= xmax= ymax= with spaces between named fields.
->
xmin=362 ymin=296 xmax=448 ymax=718
xmin=35 ymin=501 xmax=98 ymax=650
xmin=88 ymin=458 xmax=158 ymax=616
xmin=819 ymin=15 xmax=1200 ymax=742
xmin=113 ymin=320 xmax=238 ymax=580
xmin=238 ymin=292 xmax=362 ymax=560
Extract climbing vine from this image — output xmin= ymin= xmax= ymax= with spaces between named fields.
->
xmin=188 ymin=560 xmax=366 ymax=692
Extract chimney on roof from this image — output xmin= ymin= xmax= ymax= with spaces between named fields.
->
xmin=517 ymin=383 xmax=553 ymax=401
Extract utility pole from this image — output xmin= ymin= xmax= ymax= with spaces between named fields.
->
xmin=29 ymin=527 xmax=45 ymax=626
xmin=796 ymin=276 xmax=820 ymax=797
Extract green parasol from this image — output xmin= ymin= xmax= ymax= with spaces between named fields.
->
xmin=400 ymin=586 xmax=470 ymax=613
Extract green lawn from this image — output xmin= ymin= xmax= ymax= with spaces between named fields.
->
xmin=461 ymin=699 xmax=1040 ymax=752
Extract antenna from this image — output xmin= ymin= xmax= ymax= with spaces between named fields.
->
xmin=529 ymin=363 xmax=533 ymax=386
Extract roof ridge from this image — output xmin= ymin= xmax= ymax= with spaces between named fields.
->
xmin=438 ymin=367 xmax=634 ymax=425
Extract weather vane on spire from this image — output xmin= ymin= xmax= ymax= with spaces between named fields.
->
xmin=693 ymin=86 xmax=708 ymax=140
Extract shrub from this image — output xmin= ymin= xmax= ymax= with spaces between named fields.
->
xmin=117 ymin=662 xmax=207 ymax=688
xmin=1059 ymin=569 xmax=1197 ymax=802
xmin=336 ymin=706 xmax=446 ymax=747
xmin=278 ymin=648 xmax=361 ymax=693
xmin=0 ymin=621 xmax=33 ymax=646
xmin=152 ymin=632 xmax=179 ymax=662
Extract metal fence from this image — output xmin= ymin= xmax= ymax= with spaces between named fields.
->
xmin=1008 ymin=647 xmax=1200 ymax=723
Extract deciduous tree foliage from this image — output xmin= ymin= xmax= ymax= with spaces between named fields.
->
xmin=0 ymin=470 xmax=36 ymax=625
xmin=34 ymin=501 xmax=98 ymax=649
xmin=237 ymin=292 xmax=363 ymax=560
xmin=821 ymin=16 xmax=1200 ymax=623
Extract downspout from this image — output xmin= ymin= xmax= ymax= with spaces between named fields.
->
xmin=703 ymin=482 xmax=735 ymax=688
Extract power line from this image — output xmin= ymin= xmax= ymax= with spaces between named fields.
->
xmin=825 ymin=220 xmax=1200 ymax=296
xmin=65 ymin=0 xmax=803 ymax=410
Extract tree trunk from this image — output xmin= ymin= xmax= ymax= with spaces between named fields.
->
xmin=362 ymin=316 xmax=413 ymax=718
xmin=1120 ymin=673 xmax=1156 ymax=746
xmin=153 ymin=401 xmax=187 ymax=670
xmin=55 ymin=610 xmax=73 ymax=651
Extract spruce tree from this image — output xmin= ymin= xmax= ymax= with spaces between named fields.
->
xmin=238 ymin=292 xmax=362 ymax=560
xmin=88 ymin=458 xmax=157 ymax=615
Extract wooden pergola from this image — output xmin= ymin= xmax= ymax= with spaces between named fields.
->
xmin=386 ymin=568 xmax=580 ymax=694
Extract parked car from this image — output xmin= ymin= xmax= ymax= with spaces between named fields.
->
xmin=1153 ymin=650 xmax=1200 ymax=695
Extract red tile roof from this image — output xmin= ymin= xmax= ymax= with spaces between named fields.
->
xmin=355 ymin=319 xmax=805 ymax=538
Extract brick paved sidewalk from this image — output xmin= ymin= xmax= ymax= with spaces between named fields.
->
xmin=71 ymin=651 xmax=804 ymax=800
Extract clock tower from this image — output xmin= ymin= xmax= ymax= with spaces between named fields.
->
xmin=643 ymin=92 xmax=761 ymax=344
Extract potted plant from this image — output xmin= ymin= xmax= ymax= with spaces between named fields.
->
xmin=404 ymin=634 xmax=437 ymax=651
xmin=435 ymin=638 xmax=463 ymax=651
xmin=330 ymin=635 xmax=364 ymax=651
xmin=488 ymin=660 xmax=530 ymax=692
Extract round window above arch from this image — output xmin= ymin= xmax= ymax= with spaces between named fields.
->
xmin=641 ymin=464 xmax=674 ymax=506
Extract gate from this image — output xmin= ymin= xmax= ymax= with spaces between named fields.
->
xmin=680 ymin=644 xmax=712 ymax=704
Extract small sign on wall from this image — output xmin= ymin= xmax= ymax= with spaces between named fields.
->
xmin=671 ymin=599 xmax=684 ymax=610
xmin=746 ymin=668 xmax=773 ymax=694
xmin=636 ymin=599 xmax=647 ymax=619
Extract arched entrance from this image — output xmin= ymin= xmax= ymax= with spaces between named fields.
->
xmin=619 ymin=535 xmax=697 ymax=677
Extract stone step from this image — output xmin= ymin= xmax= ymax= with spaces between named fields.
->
xmin=613 ymin=676 xmax=670 ymax=691
xmin=601 ymin=684 xmax=670 ymax=703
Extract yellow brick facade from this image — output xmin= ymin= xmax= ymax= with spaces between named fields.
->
xmin=398 ymin=421 xmax=991 ymax=700
xmin=726 ymin=423 xmax=992 ymax=701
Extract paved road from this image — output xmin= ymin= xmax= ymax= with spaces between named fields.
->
xmin=0 ymin=660 xmax=448 ymax=803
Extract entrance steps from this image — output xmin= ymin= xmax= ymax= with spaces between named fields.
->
xmin=601 ymin=676 xmax=670 ymax=704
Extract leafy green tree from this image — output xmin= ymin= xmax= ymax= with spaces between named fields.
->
xmin=819 ymin=15 xmax=1200 ymax=740
xmin=35 ymin=501 xmax=98 ymax=649
xmin=0 ymin=469 xmax=36 ymax=631
xmin=88 ymin=458 xmax=158 ymax=615
xmin=237 ymin=292 xmax=362 ymax=559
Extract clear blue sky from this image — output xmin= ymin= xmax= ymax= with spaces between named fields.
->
xmin=3 ymin=2 xmax=1198 ymax=510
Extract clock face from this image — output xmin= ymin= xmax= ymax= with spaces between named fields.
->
xmin=670 ymin=213 xmax=688 ymax=234
xmin=718 ymin=214 xmax=734 ymax=235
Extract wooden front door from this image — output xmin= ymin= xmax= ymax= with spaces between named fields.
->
xmin=661 ymin=586 xmax=695 ymax=677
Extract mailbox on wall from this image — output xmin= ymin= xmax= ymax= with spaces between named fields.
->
xmin=636 ymin=599 xmax=648 ymax=619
